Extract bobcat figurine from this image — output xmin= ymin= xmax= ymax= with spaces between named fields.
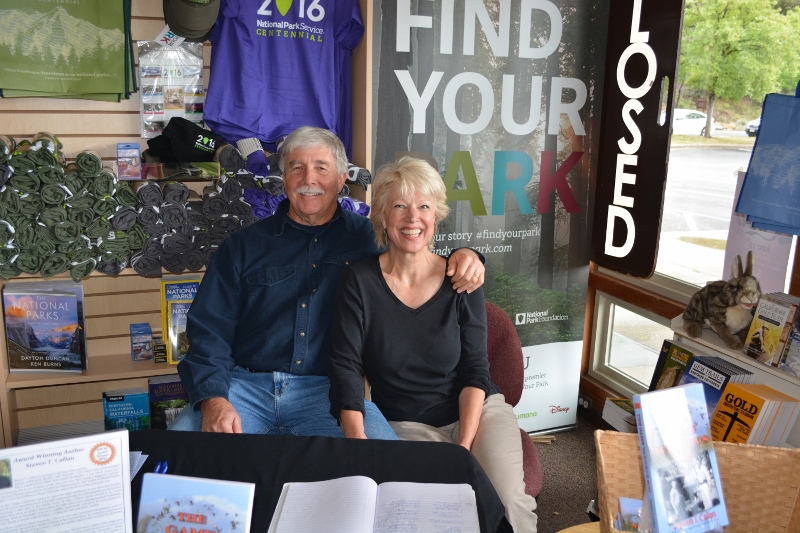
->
xmin=682 ymin=251 xmax=761 ymax=350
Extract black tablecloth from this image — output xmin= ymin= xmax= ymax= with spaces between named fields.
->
xmin=129 ymin=430 xmax=511 ymax=533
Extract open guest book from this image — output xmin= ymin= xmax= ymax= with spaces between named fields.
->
xmin=267 ymin=475 xmax=480 ymax=533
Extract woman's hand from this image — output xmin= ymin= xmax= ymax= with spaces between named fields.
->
xmin=340 ymin=409 xmax=368 ymax=439
xmin=457 ymin=387 xmax=486 ymax=450
xmin=447 ymin=249 xmax=485 ymax=293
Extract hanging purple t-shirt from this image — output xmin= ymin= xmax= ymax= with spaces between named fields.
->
xmin=204 ymin=0 xmax=364 ymax=155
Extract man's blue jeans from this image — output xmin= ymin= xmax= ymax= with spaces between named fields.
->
xmin=169 ymin=368 xmax=397 ymax=439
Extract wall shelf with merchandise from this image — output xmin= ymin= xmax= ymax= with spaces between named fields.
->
xmin=0 ymin=269 xmax=197 ymax=448
xmin=671 ymin=315 xmax=800 ymax=448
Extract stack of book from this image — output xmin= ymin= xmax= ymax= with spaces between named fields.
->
xmin=602 ymin=397 xmax=636 ymax=433
xmin=711 ymin=382 xmax=800 ymax=446
xmin=650 ymin=339 xmax=754 ymax=414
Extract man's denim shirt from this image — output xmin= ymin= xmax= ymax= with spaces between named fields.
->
xmin=177 ymin=199 xmax=379 ymax=408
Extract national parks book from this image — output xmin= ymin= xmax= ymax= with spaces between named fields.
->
xmin=2 ymin=280 xmax=86 ymax=372
xmin=148 ymin=374 xmax=189 ymax=430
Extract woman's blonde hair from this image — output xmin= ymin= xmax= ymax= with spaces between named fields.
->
xmin=370 ymin=157 xmax=450 ymax=249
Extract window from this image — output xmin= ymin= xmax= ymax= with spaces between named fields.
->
xmin=589 ymin=293 xmax=674 ymax=398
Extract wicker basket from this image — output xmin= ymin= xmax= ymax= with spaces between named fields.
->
xmin=594 ymin=430 xmax=800 ymax=533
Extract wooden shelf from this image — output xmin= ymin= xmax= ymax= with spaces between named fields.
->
xmin=6 ymin=354 xmax=177 ymax=390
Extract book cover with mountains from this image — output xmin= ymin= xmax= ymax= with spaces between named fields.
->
xmin=3 ymin=281 xmax=86 ymax=372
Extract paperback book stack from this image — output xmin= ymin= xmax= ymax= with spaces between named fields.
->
xmin=602 ymin=397 xmax=636 ymax=433
xmin=677 ymin=355 xmax=755 ymax=415
xmin=633 ymin=384 xmax=729 ymax=533
xmin=710 ymin=382 xmax=800 ymax=447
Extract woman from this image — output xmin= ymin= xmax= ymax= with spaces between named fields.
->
xmin=328 ymin=157 xmax=538 ymax=532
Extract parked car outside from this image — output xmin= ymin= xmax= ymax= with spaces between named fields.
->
xmin=659 ymin=108 xmax=720 ymax=135
xmin=745 ymin=117 xmax=760 ymax=137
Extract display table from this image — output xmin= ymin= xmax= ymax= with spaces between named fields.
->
xmin=129 ymin=430 xmax=510 ymax=533
xmin=556 ymin=523 xmax=600 ymax=533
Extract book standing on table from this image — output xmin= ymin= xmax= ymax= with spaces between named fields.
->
xmin=633 ymin=383 xmax=729 ymax=533
xmin=103 ymin=387 xmax=151 ymax=431
xmin=137 ymin=473 xmax=255 ymax=533
xmin=159 ymin=276 xmax=200 ymax=365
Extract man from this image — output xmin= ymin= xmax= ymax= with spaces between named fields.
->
xmin=170 ymin=126 xmax=484 ymax=436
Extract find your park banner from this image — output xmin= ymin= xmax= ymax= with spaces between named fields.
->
xmin=371 ymin=0 xmax=609 ymax=433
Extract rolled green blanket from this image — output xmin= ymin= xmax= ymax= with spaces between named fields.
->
xmin=0 ymin=245 xmax=18 ymax=265
xmin=126 ymin=223 xmax=148 ymax=251
xmin=40 ymin=252 xmax=69 ymax=278
xmin=37 ymin=166 xmax=64 ymax=185
xmin=66 ymin=192 xmax=95 ymax=210
xmin=64 ymin=173 xmax=89 ymax=195
xmin=0 ymin=164 xmax=11 ymax=188
xmin=76 ymin=151 xmax=103 ymax=177
xmin=15 ymin=251 xmax=43 ymax=274
xmin=114 ymin=181 xmax=138 ymax=207
xmin=15 ymin=224 xmax=38 ymax=250
xmin=40 ymin=182 xmax=68 ymax=205
xmin=0 ymin=187 xmax=20 ymax=213
xmin=0 ymin=202 xmax=6 ymax=220
xmin=0 ymin=221 xmax=12 ymax=244
xmin=54 ymin=220 xmax=81 ymax=242
xmin=70 ymin=258 xmax=97 ymax=281
xmin=0 ymin=262 xmax=21 ymax=280
xmin=92 ymin=196 xmax=118 ymax=218
xmin=85 ymin=217 xmax=112 ymax=239
xmin=9 ymin=173 xmax=40 ymax=194
xmin=99 ymin=234 xmax=130 ymax=260
xmin=27 ymin=145 xmax=59 ymax=168
xmin=69 ymin=245 xmax=97 ymax=264
xmin=6 ymin=212 xmax=32 ymax=230
xmin=36 ymin=224 xmax=58 ymax=245
xmin=31 ymin=237 xmax=56 ymax=258
xmin=38 ymin=206 xmax=68 ymax=227
xmin=67 ymin=207 xmax=94 ymax=229
xmin=92 ymin=170 xmax=117 ymax=197
xmin=18 ymin=194 xmax=45 ymax=218
xmin=58 ymin=236 xmax=90 ymax=255
xmin=9 ymin=154 xmax=35 ymax=175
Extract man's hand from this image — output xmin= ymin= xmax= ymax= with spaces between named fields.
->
xmin=447 ymin=248 xmax=485 ymax=293
xmin=200 ymin=397 xmax=243 ymax=433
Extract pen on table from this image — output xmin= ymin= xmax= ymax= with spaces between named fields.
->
xmin=153 ymin=460 xmax=168 ymax=474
